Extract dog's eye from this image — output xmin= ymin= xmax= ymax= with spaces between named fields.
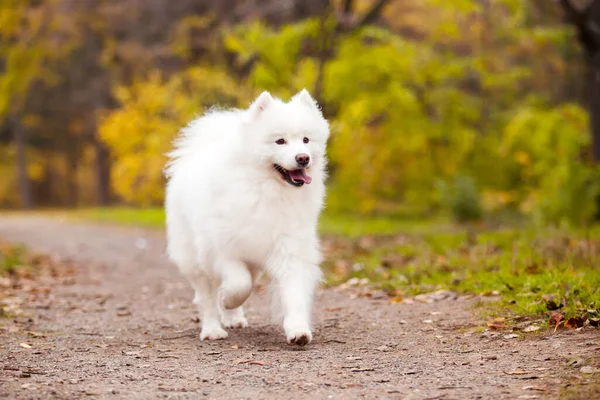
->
xmin=303 ymin=137 xmax=309 ymax=144
xmin=275 ymin=139 xmax=286 ymax=145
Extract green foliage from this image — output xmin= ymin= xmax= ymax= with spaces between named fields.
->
xmin=3 ymin=0 xmax=596 ymax=227
xmin=223 ymin=19 xmax=321 ymax=97
xmin=437 ymin=174 xmax=483 ymax=223
xmin=500 ymin=104 xmax=600 ymax=227
xmin=96 ymin=2 xmax=597 ymax=226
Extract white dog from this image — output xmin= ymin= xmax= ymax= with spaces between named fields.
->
xmin=164 ymin=90 xmax=329 ymax=345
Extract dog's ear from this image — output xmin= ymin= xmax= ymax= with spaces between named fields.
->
xmin=293 ymin=89 xmax=321 ymax=114
xmin=249 ymin=91 xmax=274 ymax=117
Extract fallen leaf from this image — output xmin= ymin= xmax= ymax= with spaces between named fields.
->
xmin=487 ymin=322 xmax=508 ymax=330
xmin=568 ymin=358 xmax=585 ymax=367
xmin=121 ymin=350 xmax=142 ymax=356
xmin=480 ymin=290 xmax=500 ymax=297
xmin=581 ymin=366 xmax=598 ymax=374
xmin=504 ymin=370 xmax=530 ymax=375
xmin=117 ymin=310 xmax=132 ymax=317
xmin=22 ymin=369 xmax=46 ymax=375
xmin=74 ymin=347 xmax=90 ymax=353
xmin=389 ymin=296 xmax=403 ymax=304
xmin=235 ymin=359 xmax=265 ymax=366
xmin=549 ymin=312 xmax=564 ymax=332
xmin=523 ymin=325 xmax=540 ymax=333
xmin=438 ymin=386 xmax=473 ymax=390
xmin=345 ymin=383 xmax=363 ymax=388
xmin=565 ymin=316 xmax=585 ymax=329
xmin=19 ymin=343 xmax=32 ymax=349
xmin=414 ymin=290 xmax=456 ymax=303
xmin=522 ymin=386 xmax=546 ymax=392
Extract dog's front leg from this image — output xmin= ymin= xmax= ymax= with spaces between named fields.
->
xmin=273 ymin=260 xmax=321 ymax=346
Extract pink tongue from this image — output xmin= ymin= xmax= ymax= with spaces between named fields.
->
xmin=288 ymin=168 xmax=312 ymax=184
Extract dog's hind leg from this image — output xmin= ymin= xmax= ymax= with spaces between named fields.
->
xmin=217 ymin=260 xmax=253 ymax=310
xmin=190 ymin=273 xmax=228 ymax=341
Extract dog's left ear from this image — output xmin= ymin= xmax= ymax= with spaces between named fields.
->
xmin=249 ymin=91 xmax=274 ymax=118
xmin=293 ymin=89 xmax=321 ymax=114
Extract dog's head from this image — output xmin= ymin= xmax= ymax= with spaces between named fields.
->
xmin=243 ymin=90 xmax=329 ymax=188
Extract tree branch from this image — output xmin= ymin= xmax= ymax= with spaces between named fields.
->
xmin=355 ymin=0 xmax=391 ymax=29
xmin=343 ymin=0 xmax=354 ymax=15
xmin=559 ymin=0 xmax=588 ymax=23
xmin=559 ymin=0 xmax=600 ymax=55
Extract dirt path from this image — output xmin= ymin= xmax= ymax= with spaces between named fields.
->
xmin=0 ymin=216 xmax=598 ymax=399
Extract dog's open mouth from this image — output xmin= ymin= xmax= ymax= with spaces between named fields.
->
xmin=274 ymin=164 xmax=312 ymax=187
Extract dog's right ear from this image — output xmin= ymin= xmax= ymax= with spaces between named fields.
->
xmin=249 ymin=91 xmax=274 ymax=118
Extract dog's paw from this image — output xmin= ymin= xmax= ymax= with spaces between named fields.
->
xmin=285 ymin=327 xmax=312 ymax=346
xmin=200 ymin=326 xmax=228 ymax=341
xmin=221 ymin=315 xmax=249 ymax=329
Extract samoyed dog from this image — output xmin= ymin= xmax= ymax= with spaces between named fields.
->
xmin=165 ymin=90 xmax=329 ymax=346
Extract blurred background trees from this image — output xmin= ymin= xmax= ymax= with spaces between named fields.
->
xmin=1 ymin=0 xmax=599 ymax=227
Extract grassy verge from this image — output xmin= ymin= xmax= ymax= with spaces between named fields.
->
xmin=0 ymin=243 xmax=29 ymax=318
xmin=40 ymin=208 xmax=600 ymax=326
xmin=65 ymin=207 xmax=450 ymax=237
xmin=323 ymin=227 xmax=600 ymax=322
xmin=0 ymin=243 xmax=28 ymax=277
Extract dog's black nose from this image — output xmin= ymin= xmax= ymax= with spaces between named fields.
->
xmin=295 ymin=153 xmax=310 ymax=167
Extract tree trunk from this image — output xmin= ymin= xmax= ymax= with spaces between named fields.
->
xmin=12 ymin=116 xmax=33 ymax=209
xmin=92 ymin=136 xmax=109 ymax=206
xmin=589 ymin=54 xmax=600 ymax=163
xmin=66 ymin=137 xmax=79 ymax=207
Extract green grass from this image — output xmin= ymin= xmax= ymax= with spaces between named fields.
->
xmin=324 ymin=227 xmax=600 ymax=321
xmin=72 ymin=207 xmax=167 ymax=229
xmin=64 ymin=207 xmax=451 ymax=237
xmin=0 ymin=244 xmax=27 ymax=277
xmin=39 ymin=207 xmax=600 ymax=323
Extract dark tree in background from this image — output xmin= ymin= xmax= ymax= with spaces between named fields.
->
xmin=560 ymin=0 xmax=600 ymax=163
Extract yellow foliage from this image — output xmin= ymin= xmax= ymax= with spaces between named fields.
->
xmin=99 ymin=67 xmax=249 ymax=205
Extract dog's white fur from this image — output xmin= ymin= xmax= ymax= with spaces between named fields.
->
xmin=165 ymin=90 xmax=329 ymax=345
